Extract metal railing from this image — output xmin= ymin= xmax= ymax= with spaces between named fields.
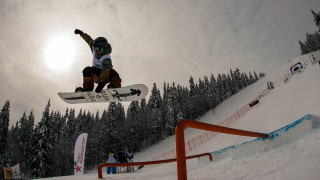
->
xmin=175 ymin=119 xmax=269 ymax=180
xmin=97 ymin=152 xmax=212 ymax=178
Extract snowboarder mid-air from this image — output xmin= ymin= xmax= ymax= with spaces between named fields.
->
xmin=74 ymin=29 xmax=122 ymax=93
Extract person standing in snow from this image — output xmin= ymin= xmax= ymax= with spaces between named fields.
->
xmin=117 ymin=150 xmax=128 ymax=163
xmin=106 ymin=150 xmax=117 ymax=174
xmin=126 ymin=150 xmax=134 ymax=163
xmin=74 ymin=29 xmax=122 ymax=93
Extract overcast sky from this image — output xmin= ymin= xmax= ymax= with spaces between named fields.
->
xmin=1 ymin=0 xmax=319 ymax=126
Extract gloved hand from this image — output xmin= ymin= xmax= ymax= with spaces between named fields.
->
xmin=74 ymin=29 xmax=84 ymax=35
xmin=95 ymin=82 xmax=106 ymax=93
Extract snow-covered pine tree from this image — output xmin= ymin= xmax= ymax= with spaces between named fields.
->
xmin=147 ymin=83 xmax=163 ymax=144
xmin=217 ymin=74 xmax=227 ymax=102
xmin=6 ymin=122 xmax=19 ymax=168
xmin=165 ymin=91 xmax=175 ymax=136
xmin=30 ymin=100 xmax=54 ymax=178
xmin=107 ymin=102 xmax=125 ymax=151
xmin=210 ymin=74 xmax=220 ymax=106
xmin=305 ymin=32 xmax=320 ymax=52
xmin=300 ymin=10 xmax=320 ymax=54
xmin=66 ymin=108 xmax=76 ymax=137
xmin=126 ymin=101 xmax=141 ymax=152
xmin=0 ymin=100 xmax=10 ymax=157
xmin=138 ymin=98 xmax=154 ymax=148
xmin=249 ymin=72 xmax=255 ymax=84
xmin=254 ymin=71 xmax=259 ymax=81
xmin=311 ymin=9 xmax=320 ymax=31
xmin=25 ymin=111 xmax=35 ymax=175
xmin=0 ymin=100 xmax=10 ymax=179
xmin=243 ymin=73 xmax=249 ymax=85
xmin=17 ymin=112 xmax=29 ymax=174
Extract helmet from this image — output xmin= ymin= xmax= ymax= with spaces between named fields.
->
xmin=93 ymin=37 xmax=108 ymax=48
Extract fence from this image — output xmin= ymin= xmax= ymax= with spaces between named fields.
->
xmin=152 ymin=88 xmax=271 ymax=161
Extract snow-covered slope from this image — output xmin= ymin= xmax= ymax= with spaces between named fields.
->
xmin=42 ymin=52 xmax=320 ymax=180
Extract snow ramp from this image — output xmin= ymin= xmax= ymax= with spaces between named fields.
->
xmin=199 ymin=114 xmax=320 ymax=164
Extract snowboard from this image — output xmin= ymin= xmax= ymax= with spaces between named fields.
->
xmin=58 ymin=84 xmax=148 ymax=104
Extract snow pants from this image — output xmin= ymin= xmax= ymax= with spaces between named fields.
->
xmin=106 ymin=167 xmax=117 ymax=174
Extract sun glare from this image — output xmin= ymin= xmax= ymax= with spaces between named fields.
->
xmin=45 ymin=36 xmax=75 ymax=71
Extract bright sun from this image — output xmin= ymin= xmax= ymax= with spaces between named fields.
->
xmin=45 ymin=36 xmax=75 ymax=71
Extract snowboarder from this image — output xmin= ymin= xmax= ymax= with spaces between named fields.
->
xmin=74 ymin=29 xmax=122 ymax=93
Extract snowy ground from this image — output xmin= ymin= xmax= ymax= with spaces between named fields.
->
xmin=42 ymin=53 xmax=320 ymax=180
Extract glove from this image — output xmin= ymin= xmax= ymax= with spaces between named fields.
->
xmin=74 ymin=29 xmax=84 ymax=35
xmin=95 ymin=82 xmax=106 ymax=93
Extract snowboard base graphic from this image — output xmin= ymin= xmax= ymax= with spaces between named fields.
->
xmin=58 ymin=84 xmax=148 ymax=104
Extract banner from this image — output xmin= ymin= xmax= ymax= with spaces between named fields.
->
xmin=3 ymin=163 xmax=21 ymax=179
xmin=74 ymin=133 xmax=88 ymax=175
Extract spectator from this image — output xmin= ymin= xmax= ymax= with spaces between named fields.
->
xmin=117 ymin=150 xmax=128 ymax=163
xmin=106 ymin=150 xmax=117 ymax=174
xmin=126 ymin=150 xmax=134 ymax=163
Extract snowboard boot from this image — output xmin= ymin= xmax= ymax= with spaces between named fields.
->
xmin=80 ymin=77 xmax=94 ymax=92
xmin=107 ymin=77 xmax=122 ymax=89
xmin=75 ymin=77 xmax=94 ymax=92
xmin=95 ymin=82 xmax=106 ymax=93
xmin=75 ymin=87 xmax=84 ymax=92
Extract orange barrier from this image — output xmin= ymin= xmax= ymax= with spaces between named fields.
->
xmin=97 ymin=153 xmax=212 ymax=178
xmin=175 ymin=119 xmax=269 ymax=180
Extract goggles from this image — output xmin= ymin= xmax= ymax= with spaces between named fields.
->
xmin=94 ymin=46 xmax=102 ymax=52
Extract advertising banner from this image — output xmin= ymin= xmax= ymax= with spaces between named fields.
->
xmin=74 ymin=133 xmax=88 ymax=175
xmin=3 ymin=163 xmax=21 ymax=179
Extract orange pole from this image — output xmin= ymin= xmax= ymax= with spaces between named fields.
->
xmin=175 ymin=119 xmax=268 ymax=180
xmin=176 ymin=122 xmax=187 ymax=180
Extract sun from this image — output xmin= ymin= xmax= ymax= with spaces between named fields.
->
xmin=45 ymin=35 xmax=75 ymax=71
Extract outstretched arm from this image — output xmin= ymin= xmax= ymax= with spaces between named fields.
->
xmin=74 ymin=29 xmax=94 ymax=51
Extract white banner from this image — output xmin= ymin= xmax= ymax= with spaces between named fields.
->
xmin=74 ymin=133 xmax=88 ymax=175
xmin=4 ymin=163 xmax=21 ymax=179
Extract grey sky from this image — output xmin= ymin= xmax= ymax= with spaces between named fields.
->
xmin=0 ymin=0 xmax=319 ymax=126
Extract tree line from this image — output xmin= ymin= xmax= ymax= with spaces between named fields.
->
xmin=0 ymin=68 xmax=263 ymax=179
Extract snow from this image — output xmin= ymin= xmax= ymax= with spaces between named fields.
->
xmin=41 ymin=51 xmax=320 ymax=179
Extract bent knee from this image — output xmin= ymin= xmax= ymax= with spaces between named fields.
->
xmin=102 ymin=59 xmax=113 ymax=70
xmin=82 ymin=66 xmax=93 ymax=77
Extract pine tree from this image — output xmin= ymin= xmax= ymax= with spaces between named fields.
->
xmin=189 ymin=76 xmax=196 ymax=97
xmin=30 ymin=100 xmax=54 ymax=178
xmin=210 ymin=74 xmax=220 ymax=105
xmin=17 ymin=112 xmax=29 ymax=174
xmin=311 ymin=9 xmax=320 ymax=31
xmin=25 ymin=111 xmax=35 ymax=176
xmin=147 ymin=83 xmax=163 ymax=144
xmin=249 ymin=72 xmax=255 ymax=84
xmin=0 ymin=100 xmax=10 ymax=179
xmin=165 ymin=92 xmax=175 ymax=136
xmin=300 ymin=10 xmax=320 ymax=54
xmin=305 ymin=32 xmax=320 ymax=52
xmin=126 ymin=101 xmax=141 ymax=151
xmin=299 ymin=41 xmax=309 ymax=55
xmin=0 ymin=100 xmax=10 ymax=156
xmin=6 ymin=122 xmax=19 ymax=168
xmin=253 ymin=71 xmax=259 ymax=81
